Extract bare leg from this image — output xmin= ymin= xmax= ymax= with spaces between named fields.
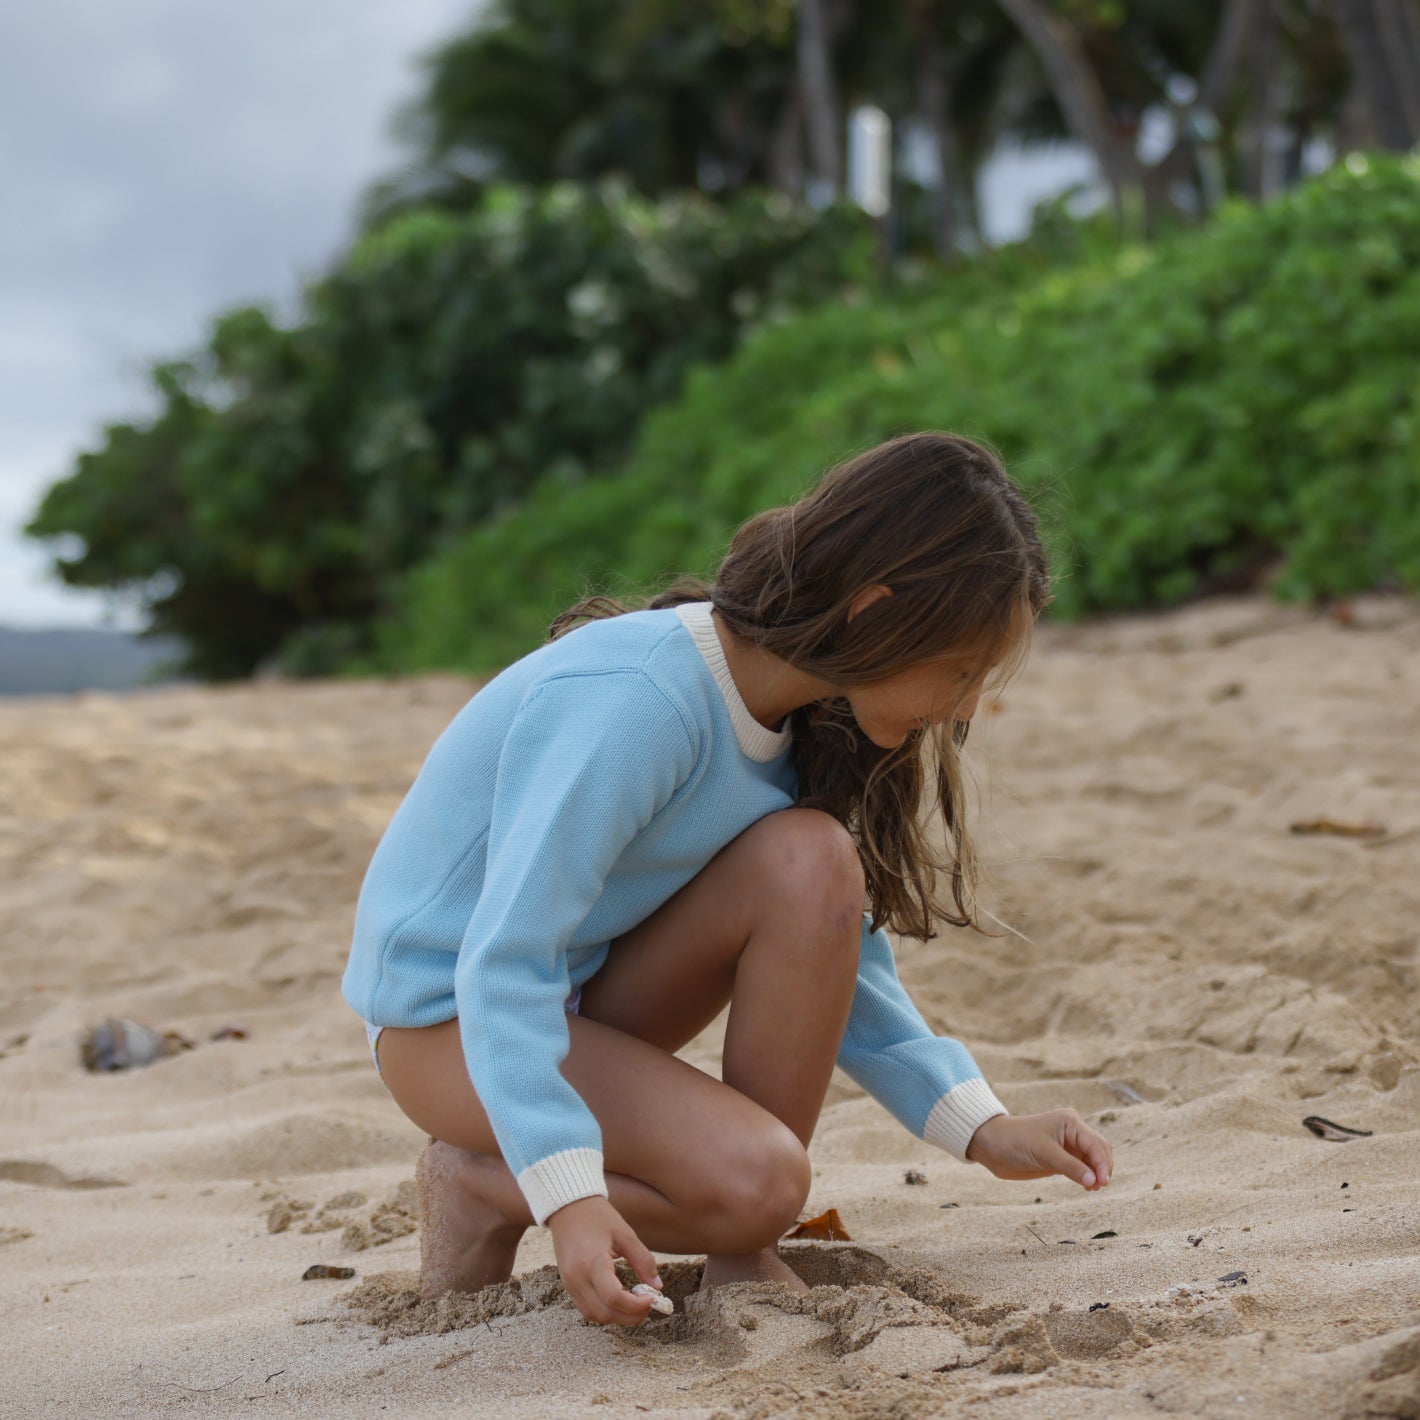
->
xmin=387 ymin=1018 xmax=817 ymax=1296
xmin=374 ymin=809 xmax=864 ymax=1297
xmin=585 ymin=808 xmax=863 ymax=1289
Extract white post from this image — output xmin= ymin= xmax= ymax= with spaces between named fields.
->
xmin=847 ymin=105 xmax=892 ymax=217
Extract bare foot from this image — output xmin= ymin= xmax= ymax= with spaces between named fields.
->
xmin=416 ymin=1141 xmax=527 ymax=1299
xmin=701 ymin=1245 xmax=809 ymax=1294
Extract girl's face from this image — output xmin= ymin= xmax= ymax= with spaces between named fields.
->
xmin=844 ymin=659 xmax=987 ymax=751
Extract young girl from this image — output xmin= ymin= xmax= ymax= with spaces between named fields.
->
xmin=343 ymin=432 xmax=1112 ymax=1328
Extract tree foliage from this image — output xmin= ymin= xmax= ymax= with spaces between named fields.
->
xmin=377 ymin=157 xmax=1420 ymax=674
xmin=27 ymin=185 xmax=873 ymax=677
xmin=363 ymin=0 xmax=802 ymax=229
xmin=25 ymin=0 xmax=1420 ymax=678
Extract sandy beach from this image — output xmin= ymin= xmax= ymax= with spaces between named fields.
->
xmin=3 ymin=594 xmax=1418 ymax=1418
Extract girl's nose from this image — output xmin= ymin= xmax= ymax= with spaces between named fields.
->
xmin=955 ymin=693 xmax=981 ymax=723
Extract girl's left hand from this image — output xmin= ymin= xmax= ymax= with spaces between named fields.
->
xmin=965 ymin=1109 xmax=1113 ymax=1191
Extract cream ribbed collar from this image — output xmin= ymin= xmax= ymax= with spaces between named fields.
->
xmin=675 ymin=603 xmax=792 ymax=762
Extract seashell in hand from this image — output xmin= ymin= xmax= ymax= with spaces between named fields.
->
xmin=80 ymin=1018 xmax=194 ymax=1072
xmin=631 ymin=1283 xmax=673 ymax=1316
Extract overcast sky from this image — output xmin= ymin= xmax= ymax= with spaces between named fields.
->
xmin=1 ymin=1 xmax=1092 ymax=630
xmin=1 ymin=0 xmax=475 ymax=627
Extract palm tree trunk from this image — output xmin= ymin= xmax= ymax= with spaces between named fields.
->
xmin=1375 ymin=0 xmax=1420 ymax=142
xmin=769 ymin=84 xmax=806 ymax=200
xmin=1334 ymin=0 xmax=1420 ymax=148
xmin=1237 ymin=1 xmax=1285 ymax=199
xmin=796 ymin=0 xmax=843 ymax=197
xmin=993 ymin=0 xmax=1143 ymax=223
xmin=911 ymin=0 xmax=962 ymax=259
xmin=1198 ymin=0 xmax=1271 ymax=114
xmin=1144 ymin=0 xmax=1271 ymax=213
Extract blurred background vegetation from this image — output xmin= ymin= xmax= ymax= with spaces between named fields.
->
xmin=26 ymin=0 xmax=1420 ymax=678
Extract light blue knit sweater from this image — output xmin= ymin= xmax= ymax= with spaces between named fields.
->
xmin=343 ymin=603 xmax=1006 ymax=1224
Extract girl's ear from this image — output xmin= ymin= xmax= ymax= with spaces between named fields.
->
xmin=847 ymin=584 xmax=893 ymax=622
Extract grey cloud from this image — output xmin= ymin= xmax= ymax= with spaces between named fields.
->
xmin=1 ymin=0 xmax=475 ymax=625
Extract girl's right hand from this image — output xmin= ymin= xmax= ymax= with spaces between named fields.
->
xmin=546 ymin=1195 xmax=663 ymax=1325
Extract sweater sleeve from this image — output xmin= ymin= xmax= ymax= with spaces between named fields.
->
xmin=454 ymin=670 xmax=698 ymax=1225
xmin=835 ymin=919 xmax=1007 ymax=1161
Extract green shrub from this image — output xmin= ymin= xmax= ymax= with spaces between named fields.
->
xmin=386 ymin=155 xmax=1420 ymax=671
xmin=27 ymin=183 xmax=873 ymax=678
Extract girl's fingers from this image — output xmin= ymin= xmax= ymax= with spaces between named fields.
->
xmin=614 ymin=1227 xmax=663 ymax=1291
xmin=573 ymin=1265 xmax=653 ymax=1326
xmin=1040 ymin=1137 xmax=1096 ymax=1189
xmin=1059 ymin=1114 xmax=1112 ymax=1188
xmin=1088 ymin=1134 xmax=1113 ymax=1185
xmin=600 ymin=1267 xmax=656 ymax=1324
xmin=568 ymin=1260 xmax=656 ymax=1323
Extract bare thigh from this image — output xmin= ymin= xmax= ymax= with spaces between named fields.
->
xmin=580 ymin=806 xmax=864 ymax=1145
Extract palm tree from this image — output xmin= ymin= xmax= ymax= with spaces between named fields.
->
xmin=992 ymin=0 xmax=1153 ymax=221
xmin=796 ymin=0 xmax=844 ymax=195
xmin=361 ymin=0 xmax=1370 ymax=242
xmin=360 ymin=0 xmax=798 ymax=230
xmin=1332 ymin=0 xmax=1420 ymax=150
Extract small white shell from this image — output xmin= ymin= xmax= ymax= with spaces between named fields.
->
xmin=631 ymin=1283 xmax=673 ymax=1316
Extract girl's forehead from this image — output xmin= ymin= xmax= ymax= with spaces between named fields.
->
xmin=893 ymin=655 xmax=990 ymax=693
xmin=924 ymin=620 xmax=1033 ymax=687
xmin=938 ymin=619 xmax=1029 ymax=671
xmin=979 ymin=603 xmax=1036 ymax=662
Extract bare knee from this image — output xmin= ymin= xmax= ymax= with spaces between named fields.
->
xmin=695 ymin=1121 xmax=811 ymax=1252
xmin=744 ymin=808 xmax=866 ymax=944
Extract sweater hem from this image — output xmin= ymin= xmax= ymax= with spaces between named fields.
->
xmin=922 ymin=1078 xmax=1009 ymax=1161
xmin=517 ymin=1147 xmax=608 ymax=1226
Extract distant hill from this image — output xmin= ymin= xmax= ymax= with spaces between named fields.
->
xmin=0 ymin=625 xmax=184 ymax=696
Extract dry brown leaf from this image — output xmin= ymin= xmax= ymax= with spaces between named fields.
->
xmin=784 ymin=1208 xmax=851 ymax=1241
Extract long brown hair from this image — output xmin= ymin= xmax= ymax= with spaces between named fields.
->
xmin=550 ymin=432 xmax=1049 ymax=938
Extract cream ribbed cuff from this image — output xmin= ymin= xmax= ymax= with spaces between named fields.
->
xmin=923 ymin=1078 xmax=1009 ymax=1161
xmin=517 ymin=1148 xmax=608 ymax=1226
